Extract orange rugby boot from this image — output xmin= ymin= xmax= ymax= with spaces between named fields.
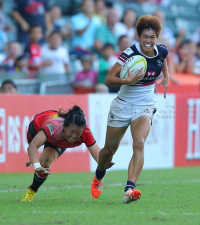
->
xmin=122 ymin=188 xmax=142 ymax=203
xmin=92 ymin=176 xmax=104 ymax=198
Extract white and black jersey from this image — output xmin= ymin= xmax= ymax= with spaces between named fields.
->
xmin=117 ymin=43 xmax=168 ymax=105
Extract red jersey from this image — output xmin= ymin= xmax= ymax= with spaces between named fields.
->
xmin=24 ymin=42 xmax=41 ymax=72
xmin=33 ymin=110 xmax=96 ymax=148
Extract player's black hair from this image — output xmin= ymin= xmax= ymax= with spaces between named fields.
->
xmin=58 ymin=105 xmax=86 ymax=128
xmin=1 ymin=80 xmax=17 ymax=90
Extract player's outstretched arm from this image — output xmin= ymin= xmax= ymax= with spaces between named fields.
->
xmin=27 ymin=130 xmax=50 ymax=174
xmin=158 ymin=59 xmax=169 ymax=99
xmin=88 ymin=143 xmax=100 ymax=163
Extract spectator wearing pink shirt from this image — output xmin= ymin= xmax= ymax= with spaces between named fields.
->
xmin=74 ymin=55 xmax=97 ymax=94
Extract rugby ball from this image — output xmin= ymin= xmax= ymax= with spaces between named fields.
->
xmin=120 ymin=55 xmax=147 ymax=85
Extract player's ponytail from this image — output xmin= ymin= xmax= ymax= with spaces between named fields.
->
xmin=58 ymin=105 xmax=86 ymax=128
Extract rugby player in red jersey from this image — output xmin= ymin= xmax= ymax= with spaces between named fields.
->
xmin=21 ymin=105 xmax=113 ymax=201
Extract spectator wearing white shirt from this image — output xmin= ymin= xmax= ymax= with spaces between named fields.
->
xmin=40 ymin=31 xmax=70 ymax=77
xmin=114 ymin=9 xmax=136 ymax=44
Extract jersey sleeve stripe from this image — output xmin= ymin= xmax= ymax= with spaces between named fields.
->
xmin=119 ymin=57 xmax=126 ymax=63
xmin=120 ymin=55 xmax=128 ymax=60
xmin=86 ymin=141 xmax=96 ymax=147
xmin=121 ymin=52 xmax=128 ymax=57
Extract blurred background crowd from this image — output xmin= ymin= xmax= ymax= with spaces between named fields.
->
xmin=0 ymin=0 xmax=200 ymax=94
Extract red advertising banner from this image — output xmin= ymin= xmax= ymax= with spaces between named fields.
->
xmin=0 ymin=94 xmax=89 ymax=173
xmin=174 ymin=94 xmax=200 ymax=167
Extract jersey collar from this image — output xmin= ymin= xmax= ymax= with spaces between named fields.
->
xmin=135 ymin=43 xmax=158 ymax=58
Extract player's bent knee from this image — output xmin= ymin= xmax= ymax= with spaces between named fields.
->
xmin=133 ymin=138 xmax=145 ymax=151
xmin=40 ymin=157 xmax=51 ymax=168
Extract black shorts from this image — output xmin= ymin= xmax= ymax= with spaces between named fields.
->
xmin=27 ymin=121 xmax=66 ymax=157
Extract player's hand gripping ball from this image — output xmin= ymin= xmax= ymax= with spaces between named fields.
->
xmin=120 ymin=55 xmax=147 ymax=85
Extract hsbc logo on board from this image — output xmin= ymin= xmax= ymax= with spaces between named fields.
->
xmin=146 ymin=71 xmax=157 ymax=76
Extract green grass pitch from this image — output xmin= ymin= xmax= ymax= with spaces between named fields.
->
xmin=0 ymin=166 xmax=200 ymax=225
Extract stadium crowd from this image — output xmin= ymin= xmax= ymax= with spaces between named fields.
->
xmin=0 ymin=0 xmax=200 ymax=94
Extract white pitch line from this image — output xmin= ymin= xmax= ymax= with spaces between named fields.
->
xmin=24 ymin=211 xmax=199 ymax=216
xmin=0 ymin=183 xmax=125 ymax=193
xmin=0 ymin=179 xmax=200 ymax=193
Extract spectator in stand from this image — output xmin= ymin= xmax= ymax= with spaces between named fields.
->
xmin=153 ymin=10 xmax=176 ymax=48
xmin=0 ymin=42 xmax=21 ymax=72
xmin=0 ymin=53 xmax=5 ymax=63
xmin=40 ymin=31 xmax=70 ymax=78
xmin=24 ymin=25 xmax=52 ymax=77
xmin=46 ymin=6 xmax=72 ymax=40
xmin=12 ymin=0 xmax=51 ymax=43
xmin=187 ymin=40 xmax=198 ymax=75
xmin=188 ymin=40 xmax=197 ymax=57
xmin=137 ymin=0 xmax=171 ymax=5
xmin=193 ymin=42 xmax=200 ymax=75
xmin=175 ymin=41 xmax=196 ymax=74
xmin=154 ymin=10 xmax=185 ymax=55
xmin=93 ymin=0 xmax=107 ymax=24
xmin=15 ymin=55 xmax=28 ymax=72
xmin=94 ymin=8 xmax=119 ymax=55
xmin=157 ymin=36 xmax=179 ymax=83
xmin=114 ymin=10 xmax=136 ymax=44
xmin=108 ymin=35 xmax=130 ymax=67
xmin=101 ymin=36 xmax=130 ymax=93
xmin=71 ymin=0 xmax=102 ymax=50
xmin=0 ymin=0 xmax=15 ymax=32
xmin=94 ymin=83 xmax=109 ymax=93
xmin=74 ymin=54 xmax=98 ymax=94
xmin=117 ymin=35 xmax=130 ymax=55
xmin=192 ymin=28 xmax=200 ymax=44
xmin=0 ymin=24 xmax=8 ymax=53
xmin=1 ymin=79 xmax=18 ymax=94
xmin=98 ymin=43 xmax=115 ymax=84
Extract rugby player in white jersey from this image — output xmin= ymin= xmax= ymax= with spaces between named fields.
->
xmin=91 ymin=14 xmax=169 ymax=203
